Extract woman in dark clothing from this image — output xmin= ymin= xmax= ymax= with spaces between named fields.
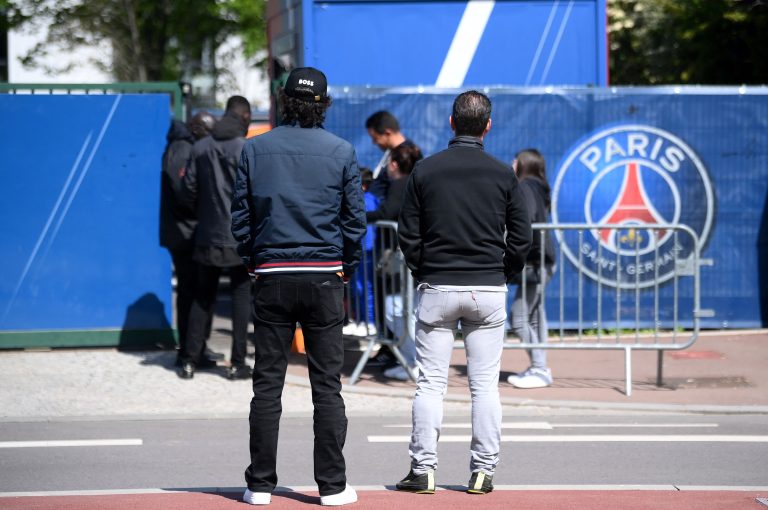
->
xmin=507 ymin=149 xmax=557 ymax=389
xmin=366 ymin=143 xmax=423 ymax=223
xmin=365 ymin=143 xmax=423 ymax=379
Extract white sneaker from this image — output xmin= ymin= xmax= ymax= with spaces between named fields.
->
xmin=352 ymin=322 xmax=375 ymax=337
xmin=342 ymin=322 xmax=359 ymax=336
xmin=511 ymin=367 xmax=553 ymax=389
xmin=506 ymin=367 xmax=531 ymax=385
xmin=320 ymin=485 xmax=358 ymax=506
xmin=243 ymin=489 xmax=271 ymax=505
xmin=383 ymin=365 xmax=414 ymax=381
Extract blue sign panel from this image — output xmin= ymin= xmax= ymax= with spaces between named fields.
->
xmin=325 ymin=87 xmax=768 ymax=328
xmin=0 ymin=95 xmax=172 ymax=339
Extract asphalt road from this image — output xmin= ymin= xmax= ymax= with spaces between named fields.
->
xmin=1 ymin=412 xmax=767 ymax=494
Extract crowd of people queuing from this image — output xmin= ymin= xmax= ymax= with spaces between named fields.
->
xmin=159 ymin=66 xmax=556 ymax=504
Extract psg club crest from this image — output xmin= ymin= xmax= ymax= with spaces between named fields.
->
xmin=551 ymin=124 xmax=714 ymax=289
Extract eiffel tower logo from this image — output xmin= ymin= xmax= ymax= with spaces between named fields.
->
xmin=598 ymin=162 xmax=667 ymax=252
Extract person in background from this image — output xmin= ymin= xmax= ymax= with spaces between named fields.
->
xmin=366 ymin=143 xmax=423 ymax=381
xmin=159 ymin=111 xmax=218 ymax=367
xmin=177 ymin=96 xmax=253 ymax=381
xmin=506 ymin=149 xmax=556 ymax=389
xmin=344 ymin=167 xmax=379 ymax=337
xmin=231 ymin=67 xmax=365 ymax=506
xmin=396 ymin=90 xmax=531 ymax=495
xmin=365 ymin=110 xmax=417 ymax=201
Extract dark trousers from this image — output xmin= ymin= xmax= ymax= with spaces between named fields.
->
xmin=183 ymin=264 xmax=251 ymax=367
xmin=169 ymin=249 xmax=197 ymax=354
xmin=244 ymin=273 xmax=348 ymax=496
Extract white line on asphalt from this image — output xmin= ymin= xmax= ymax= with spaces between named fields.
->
xmin=368 ymin=435 xmax=768 ymax=443
xmin=0 ymin=439 xmax=143 ymax=448
xmin=384 ymin=422 xmax=720 ymax=429
xmin=3 ymin=486 xmax=768 ymax=497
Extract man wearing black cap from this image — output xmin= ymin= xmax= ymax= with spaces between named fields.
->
xmin=232 ymin=67 xmax=365 ymax=506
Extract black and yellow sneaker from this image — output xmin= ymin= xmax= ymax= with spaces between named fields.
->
xmin=467 ymin=471 xmax=493 ymax=494
xmin=395 ymin=469 xmax=435 ymax=494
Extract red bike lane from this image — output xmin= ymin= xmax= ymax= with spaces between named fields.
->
xmin=1 ymin=489 xmax=765 ymax=510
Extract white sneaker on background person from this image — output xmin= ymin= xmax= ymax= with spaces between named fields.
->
xmin=507 ymin=367 xmax=552 ymax=389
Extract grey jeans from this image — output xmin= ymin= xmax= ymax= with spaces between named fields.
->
xmin=509 ymin=274 xmax=549 ymax=370
xmin=409 ymin=285 xmax=507 ymax=476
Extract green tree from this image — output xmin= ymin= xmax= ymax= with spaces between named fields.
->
xmin=2 ymin=0 xmax=265 ymax=83
xmin=609 ymin=0 xmax=768 ymax=85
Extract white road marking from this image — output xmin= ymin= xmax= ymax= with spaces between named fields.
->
xmin=368 ymin=435 xmax=768 ymax=443
xmin=435 ymin=0 xmax=495 ymax=87
xmin=0 ymin=439 xmax=143 ymax=448
xmin=2 ymin=485 xmax=768 ymax=497
xmin=384 ymin=422 xmax=719 ymax=429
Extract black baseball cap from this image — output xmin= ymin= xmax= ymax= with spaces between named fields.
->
xmin=284 ymin=67 xmax=328 ymax=102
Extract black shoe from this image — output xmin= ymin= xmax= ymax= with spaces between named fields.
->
xmin=177 ymin=362 xmax=195 ymax=379
xmin=197 ymin=357 xmax=218 ymax=369
xmin=226 ymin=365 xmax=253 ymax=380
xmin=467 ymin=471 xmax=493 ymax=494
xmin=366 ymin=350 xmax=395 ymax=368
xmin=395 ymin=469 xmax=435 ymax=494
xmin=204 ymin=348 xmax=225 ymax=361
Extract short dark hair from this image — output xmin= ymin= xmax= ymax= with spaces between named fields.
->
xmin=279 ymin=89 xmax=332 ymax=128
xmin=451 ymin=90 xmax=491 ymax=137
xmin=390 ymin=143 xmax=423 ymax=176
xmin=225 ymin=95 xmax=251 ymax=117
xmin=360 ymin=167 xmax=374 ymax=188
xmin=365 ymin=110 xmax=400 ymax=134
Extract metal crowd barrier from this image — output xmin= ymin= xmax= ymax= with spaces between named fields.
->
xmin=344 ymin=222 xmax=710 ymax=395
xmin=345 ymin=221 xmax=415 ymax=385
xmin=505 ymin=223 xmax=711 ymax=396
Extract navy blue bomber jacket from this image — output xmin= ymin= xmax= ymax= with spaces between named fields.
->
xmin=231 ymin=124 xmax=366 ymax=276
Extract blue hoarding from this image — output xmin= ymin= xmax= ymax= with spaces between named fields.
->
xmin=268 ymin=0 xmax=607 ymax=88
xmin=0 ymin=95 xmax=173 ymax=346
xmin=325 ymin=86 xmax=768 ymax=328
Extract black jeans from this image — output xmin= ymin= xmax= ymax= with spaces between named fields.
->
xmin=244 ymin=273 xmax=348 ymax=496
xmin=183 ymin=264 xmax=251 ymax=367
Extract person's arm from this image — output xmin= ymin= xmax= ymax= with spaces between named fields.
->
xmin=366 ymin=178 xmax=404 ymax=223
xmin=178 ymin=146 xmax=198 ymax=213
xmin=505 ymin=172 xmax=533 ymax=281
xmin=397 ymin=168 xmax=422 ymax=276
xmin=340 ymin=150 xmax=366 ymax=275
xmin=231 ymin=148 xmax=253 ymax=266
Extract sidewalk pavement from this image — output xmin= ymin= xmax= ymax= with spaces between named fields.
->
xmin=0 ymin=326 xmax=766 ymax=421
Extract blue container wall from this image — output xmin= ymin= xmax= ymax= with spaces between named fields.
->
xmin=299 ymin=0 xmax=606 ymax=87
xmin=324 ymin=88 xmax=768 ymax=328
xmin=0 ymin=95 xmax=172 ymax=333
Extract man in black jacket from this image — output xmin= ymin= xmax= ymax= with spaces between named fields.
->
xmin=177 ymin=96 xmax=252 ymax=380
xmin=159 ymin=112 xmax=216 ymax=365
xmin=231 ymin=67 xmax=365 ymax=506
xmin=395 ymin=91 xmax=531 ymax=495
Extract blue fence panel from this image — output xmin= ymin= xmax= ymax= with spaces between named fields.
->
xmin=325 ymin=87 xmax=768 ymax=328
xmin=0 ymin=95 xmax=172 ymax=341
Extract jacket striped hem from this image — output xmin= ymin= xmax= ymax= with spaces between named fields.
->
xmin=252 ymin=261 xmax=343 ymax=274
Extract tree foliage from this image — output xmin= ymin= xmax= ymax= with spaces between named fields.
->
xmin=609 ymin=0 xmax=768 ymax=85
xmin=3 ymin=0 xmax=265 ymax=82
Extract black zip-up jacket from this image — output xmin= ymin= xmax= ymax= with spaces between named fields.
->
xmin=180 ymin=113 xmax=247 ymax=266
xmin=159 ymin=120 xmax=196 ymax=250
xmin=398 ymin=136 xmax=532 ymax=286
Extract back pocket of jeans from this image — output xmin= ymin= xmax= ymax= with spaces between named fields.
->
xmin=416 ymin=288 xmax=445 ymax=325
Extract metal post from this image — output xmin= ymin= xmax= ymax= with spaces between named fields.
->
xmin=624 ymin=347 xmax=633 ymax=396
xmin=656 ymin=350 xmax=664 ymax=387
